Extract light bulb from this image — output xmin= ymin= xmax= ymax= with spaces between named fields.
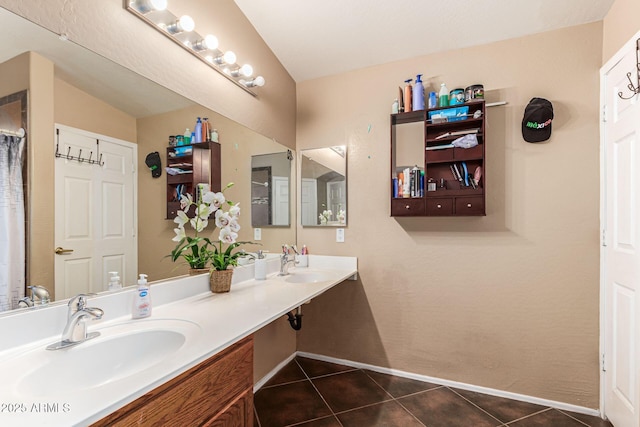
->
xmin=179 ymin=15 xmax=195 ymax=32
xmin=254 ymin=76 xmax=265 ymax=87
xmin=193 ymin=34 xmax=219 ymax=51
xmin=223 ymin=51 xmax=236 ymax=65
xmin=240 ymin=64 xmax=253 ymax=77
xmin=131 ymin=0 xmax=167 ymax=13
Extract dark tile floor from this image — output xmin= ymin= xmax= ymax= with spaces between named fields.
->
xmin=254 ymin=357 xmax=614 ymax=427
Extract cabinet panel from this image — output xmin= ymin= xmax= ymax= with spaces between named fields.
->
xmin=391 ymin=198 xmax=425 ymax=216
xmin=204 ymin=389 xmax=254 ymax=427
xmin=94 ymin=336 xmax=253 ymax=427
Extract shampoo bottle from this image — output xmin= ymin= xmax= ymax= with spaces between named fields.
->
xmin=413 ymin=74 xmax=425 ymax=111
xmin=107 ymin=271 xmax=122 ymax=291
xmin=254 ymin=250 xmax=267 ymax=280
xmin=403 ymin=79 xmax=413 ymax=113
xmin=202 ymin=118 xmax=210 ymax=142
xmin=132 ymin=274 xmax=152 ymax=319
xmin=438 ymin=83 xmax=449 ymax=107
xmin=194 ymin=117 xmax=202 ymax=143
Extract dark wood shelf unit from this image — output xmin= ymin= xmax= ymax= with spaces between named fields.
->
xmin=390 ymin=100 xmax=486 ymax=217
xmin=166 ymin=142 xmax=221 ymax=219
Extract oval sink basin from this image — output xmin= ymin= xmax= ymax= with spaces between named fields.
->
xmin=285 ymin=271 xmax=332 ymax=283
xmin=10 ymin=318 xmax=201 ymax=397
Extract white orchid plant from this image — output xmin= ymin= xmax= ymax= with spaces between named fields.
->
xmin=169 ymin=183 xmax=250 ymax=271
xmin=319 ymin=209 xmax=332 ymax=225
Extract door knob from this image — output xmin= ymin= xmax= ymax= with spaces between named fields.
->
xmin=55 ymin=247 xmax=74 ymax=255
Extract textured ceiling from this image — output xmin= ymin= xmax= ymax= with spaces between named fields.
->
xmin=234 ymin=0 xmax=615 ymax=82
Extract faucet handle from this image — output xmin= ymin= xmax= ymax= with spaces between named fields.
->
xmin=67 ymin=293 xmax=97 ymax=313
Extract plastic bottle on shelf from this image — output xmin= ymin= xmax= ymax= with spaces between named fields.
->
xmin=403 ymin=79 xmax=413 ymax=113
xmin=211 ymin=129 xmax=219 ymax=143
xmin=183 ymin=128 xmax=191 ymax=144
xmin=194 ymin=117 xmax=202 ymax=143
xmin=107 ymin=271 xmax=122 ymax=291
xmin=392 ymin=99 xmax=399 ymax=114
xmin=202 ymin=118 xmax=210 ymax=142
xmin=438 ymin=83 xmax=449 ymax=107
xmin=413 ymin=74 xmax=425 ymax=111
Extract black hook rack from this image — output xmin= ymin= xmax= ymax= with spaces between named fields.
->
xmin=618 ymin=39 xmax=640 ymax=100
xmin=54 ymin=132 xmax=104 ymax=166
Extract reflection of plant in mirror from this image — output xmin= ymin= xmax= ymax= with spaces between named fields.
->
xmin=170 ymin=183 xmax=250 ymax=271
xmin=337 ymin=210 xmax=346 ymax=224
xmin=319 ymin=209 xmax=332 ymax=225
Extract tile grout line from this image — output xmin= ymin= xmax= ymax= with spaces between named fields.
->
xmin=253 ymin=405 xmax=262 ymax=427
xmin=448 ymin=386 xmax=514 ymax=425
xmin=362 ymin=369 xmax=427 ymax=427
xmin=557 ymin=409 xmax=596 ymax=427
xmin=294 ymin=358 xmax=344 ymax=427
xmin=503 ymin=408 xmax=553 ymax=425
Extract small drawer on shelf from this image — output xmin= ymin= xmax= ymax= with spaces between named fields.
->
xmin=453 ymin=144 xmax=483 ymax=161
xmin=455 ymin=196 xmax=484 ymax=215
xmin=426 ymin=148 xmax=454 ymax=162
xmin=391 ymin=198 xmax=425 ymax=216
xmin=426 ymin=198 xmax=453 ymax=215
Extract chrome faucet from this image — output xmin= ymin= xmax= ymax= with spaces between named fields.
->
xmin=47 ymin=294 xmax=104 ymax=350
xmin=18 ymin=285 xmax=50 ymax=308
xmin=279 ymin=244 xmax=299 ymax=276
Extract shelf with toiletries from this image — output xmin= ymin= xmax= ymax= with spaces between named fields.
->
xmin=166 ymin=142 xmax=221 ymax=219
xmin=390 ymin=99 xmax=485 ymax=217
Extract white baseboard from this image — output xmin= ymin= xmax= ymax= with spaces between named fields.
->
xmin=254 ymin=352 xmax=297 ymax=392
xmin=295 ymin=351 xmax=601 ymax=418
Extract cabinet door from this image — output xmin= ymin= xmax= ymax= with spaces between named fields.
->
xmin=204 ymin=389 xmax=254 ymax=427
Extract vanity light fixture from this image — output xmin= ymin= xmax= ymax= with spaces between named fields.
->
xmin=125 ymin=0 xmax=263 ymax=96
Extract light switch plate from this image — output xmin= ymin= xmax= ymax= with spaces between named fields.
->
xmin=254 ymin=228 xmax=262 ymax=241
xmin=336 ymin=228 xmax=345 ymax=243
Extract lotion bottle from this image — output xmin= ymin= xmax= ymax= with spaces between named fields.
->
xmin=254 ymin=250 xmax=267 ymax=280
xmin=132 ymin=274 xmax=152 ymax=319
xmin=107 ymin=271 xmax=122 ymax=291
xmin=403 ymin=79 xmax=413 ymax=113
xmin=413 ymin=74 xmax=425 ymax=111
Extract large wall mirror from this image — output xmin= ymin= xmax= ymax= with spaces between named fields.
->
xmin=300 ymin=146 xmax=347 ymax=227
xmin=0 ymin=7 xmax=295 ymax=312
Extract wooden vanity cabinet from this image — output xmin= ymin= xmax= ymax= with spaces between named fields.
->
xmin=93 ymin=335 xmax=254 ymax=427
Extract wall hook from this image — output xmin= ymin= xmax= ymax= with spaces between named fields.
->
xmin=618 ymin=39 xmax=640 ymax=100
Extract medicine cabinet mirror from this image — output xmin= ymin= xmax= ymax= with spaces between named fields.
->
xmin=300 ymin=146 xmax=347 ymax=227
xmin=251 ymin=150 xmax=293 ymax=227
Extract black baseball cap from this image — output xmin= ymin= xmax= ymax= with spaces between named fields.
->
xmin=522 ymin=98 xmax=553 ymax=143
xmin=145 ymin=151 xmax=162 ymax=178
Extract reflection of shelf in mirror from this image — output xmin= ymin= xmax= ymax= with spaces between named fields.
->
xmin=168 ymin=162 xmax=192 ymax=168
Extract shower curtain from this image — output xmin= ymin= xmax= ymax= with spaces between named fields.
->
xmin=0 ymin=134 xmax=25 ymax=312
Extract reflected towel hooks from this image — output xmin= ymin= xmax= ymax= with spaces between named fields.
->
xmin=54 ymin=130 xmax=103 ymax=166
xmin=618 ymin=39 xmax=640 ymax=100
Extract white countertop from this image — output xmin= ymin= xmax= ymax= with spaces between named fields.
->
xmin=0 ymin=255 xmax=357 ymax=426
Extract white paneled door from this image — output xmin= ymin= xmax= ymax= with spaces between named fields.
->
xmin=54 ymin=126 xmax=137 ymax=299
xmin=601 ymin=37 xmax=640 ymax=427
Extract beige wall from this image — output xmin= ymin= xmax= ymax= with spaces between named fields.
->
xmin=602 ymin=0 xmax=640 ymax=63
xmin=0 ymin=0 xmax=296 ymax=148
xmin=297 ymin=22 xmax=603 ymax=408
xmin=54 ymin=79 xmax=137 ymax=143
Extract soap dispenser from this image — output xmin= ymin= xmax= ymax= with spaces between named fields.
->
xmin=254 ymin=250 xmax=267 ymax=280
xmin=132 ymin=274 xmax=152 ymax=319
xmin=107 ymin=271 xmax=122 ymax=291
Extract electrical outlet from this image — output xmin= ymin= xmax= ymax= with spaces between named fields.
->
xmin=336 ymin=228 xmax=345 ymax=243
xmin=254 ymin=228 xmax=262 ymax=241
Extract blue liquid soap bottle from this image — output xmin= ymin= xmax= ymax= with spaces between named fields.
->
xmin=413 ymin=74 xmax=425 ymax=111
xmin=194 ymin=117 xmax=202 ymax=143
